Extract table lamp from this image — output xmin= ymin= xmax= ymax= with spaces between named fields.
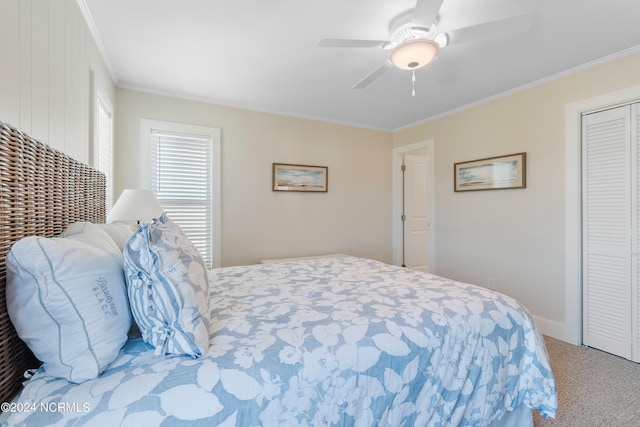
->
xmin=107 ymin=189 xmax=163 ymax=225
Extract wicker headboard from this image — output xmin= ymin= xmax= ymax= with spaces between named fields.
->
xmin=0 ymin=121 xmax=106 ymax=403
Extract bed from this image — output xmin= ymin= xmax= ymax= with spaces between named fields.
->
xmin=0 ymin=120 xmax=556 ymax=426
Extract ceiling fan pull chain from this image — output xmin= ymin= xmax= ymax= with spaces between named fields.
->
xmin=411 ymin=69 xmax=416 ymax=97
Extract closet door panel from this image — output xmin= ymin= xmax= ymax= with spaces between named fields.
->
xmin=634 ymin=103 xmax=640 ymax=362
xmin=582 ymin=105 xmax=632 ymax=359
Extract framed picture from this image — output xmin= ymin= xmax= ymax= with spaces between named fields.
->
xmin=273 ymin=163 xmax=328 ymax=192
xmin=454 ymin=152 xmax=526 ymax=192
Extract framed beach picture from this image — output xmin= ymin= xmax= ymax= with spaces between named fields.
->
xmin=454 ymin=152 xmax=526 ymax=192
xmin=273 ymin=163 xmax=328 ymax=192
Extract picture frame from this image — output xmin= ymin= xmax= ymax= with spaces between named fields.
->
xmin=454 ymin=152 xmax=526 ymax=192
xmin=272 ymin=163 xmax=328 ymax=192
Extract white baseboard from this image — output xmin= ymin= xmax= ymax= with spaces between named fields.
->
xmin=533 ymin=315 xmax=581 ymax=346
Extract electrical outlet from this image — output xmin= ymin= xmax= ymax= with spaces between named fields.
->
xmin=488 ymin=277 xmax=496 ymax=290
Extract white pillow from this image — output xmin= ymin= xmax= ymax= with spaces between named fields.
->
xmin=6 ymin=236 xmax=131 ymax=383
xmin=60 ymin=222 xmax=122 ymax=263
xmin=97 ymin=223 xmax=135 ymax=251
xmin=123 ymin=213 xmax=210 ymax=357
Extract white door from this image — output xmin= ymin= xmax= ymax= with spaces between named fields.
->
xmin=582 ymin=105 xmax=635 ymax=360
xmin=403 ymin=153 xmax=430 ymax=273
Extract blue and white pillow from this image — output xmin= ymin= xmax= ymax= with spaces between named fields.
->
xmin=123 ymin=213 xmax=210 ymax=357
xmin=6 ymin=236 xmax=131 ymax=383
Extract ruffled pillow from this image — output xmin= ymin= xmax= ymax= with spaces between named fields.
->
xmin=123 ymin=213 xmax=210 ymax=357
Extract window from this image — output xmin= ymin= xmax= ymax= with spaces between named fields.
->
xmin=95 ymin=96 xmax=114 ymax=209
xmin=141 ymin=120 xmax=221 ymax=268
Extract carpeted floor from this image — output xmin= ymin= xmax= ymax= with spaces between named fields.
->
xmin=533 ymin=336 xmax=640 ymax=426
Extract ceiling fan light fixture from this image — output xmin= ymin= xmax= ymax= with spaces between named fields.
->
xmin=389 ymin=39 xmax=439 ymax=70
xmin=409 ymin=26 xmax=431 ymax=37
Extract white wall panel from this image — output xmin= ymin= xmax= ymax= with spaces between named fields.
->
xmin=19 ymin=0 xmax=32 ymax=135
xmin=0 ymin=0 xmax=114 ymax=162
xmin=32 ymin=0 xmax=49 ymax=143
xmin=0 ymin=1 xmax=20 ymax=128
xmin=48 ymin=0 xmax=66 ymax=150
xmin=77 ymin=6 xmax=89 ymax=162
xmin=64 ymin=0 xmax=77 ymax=156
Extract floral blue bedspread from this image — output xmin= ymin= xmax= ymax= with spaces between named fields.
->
xmin=3 ymin=257 xmax=556 ymax=426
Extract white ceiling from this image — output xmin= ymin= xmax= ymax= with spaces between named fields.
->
xmin=82 ymin=0 xmax=640 ymax=131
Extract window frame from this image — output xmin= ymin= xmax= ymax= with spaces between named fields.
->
xmin=92 ymin=90 xmax=114 ymax=209
xmin=140 ymin=119 xmax=221 ymax=268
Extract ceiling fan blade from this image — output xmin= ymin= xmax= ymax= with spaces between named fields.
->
xmin=353 ymin=61 xmax=393 ymax=89
xmin=319 ymin=39 xmax=388 ymax=48
xmin=446 ymin=13 xmax=533 ymax=45
xmin=412 ymin=0 xmax=445 ymax=29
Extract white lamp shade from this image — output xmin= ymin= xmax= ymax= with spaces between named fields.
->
xmin=107 ymin=189 xmax=163 ymax=223
xmin=389 ymin=39 xmax=439 ymax=70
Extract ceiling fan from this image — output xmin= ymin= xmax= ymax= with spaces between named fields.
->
xmin=319 ymin=0 xmax=532 ymax=92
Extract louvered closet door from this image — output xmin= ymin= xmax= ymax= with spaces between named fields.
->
xmin=634 ymin=103 xmax=640 ymax=362
xmin=582 ymin=105 xmax=633 ymax=360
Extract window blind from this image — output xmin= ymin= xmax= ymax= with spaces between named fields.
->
xmin=150 ymin=129 xmax=214 ymax=268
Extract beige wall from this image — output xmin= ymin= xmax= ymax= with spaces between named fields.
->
xmin=394 ymin=51 xmax=640 ymax=342
xmin=0 ymin=0 xmax=115 ymax=163
xmin=114 ymin=89 xmax=393 ymax=267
